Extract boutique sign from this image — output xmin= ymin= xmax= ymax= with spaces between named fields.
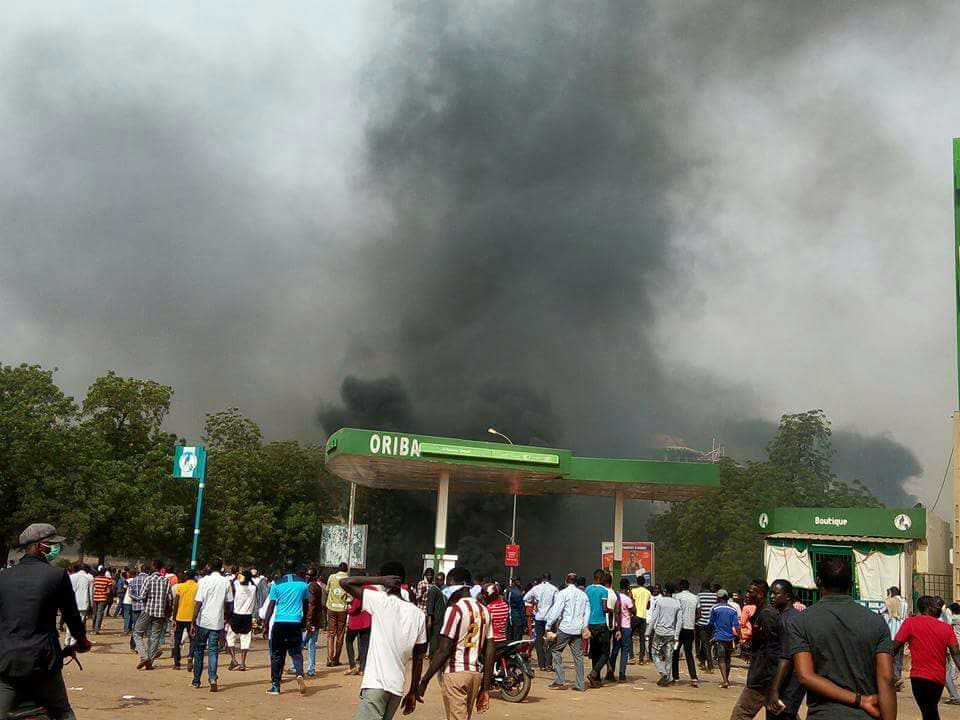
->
xmin=755 ymin=506 xmax=925 ymax=539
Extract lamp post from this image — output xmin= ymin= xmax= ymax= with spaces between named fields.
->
xmin=488 ymin=427 xmax=518 ymax=585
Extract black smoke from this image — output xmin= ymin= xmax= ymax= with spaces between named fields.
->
xmin=317 ymin=1 xmax=926 ymax=576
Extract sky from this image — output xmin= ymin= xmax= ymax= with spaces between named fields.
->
xmin=2 ymin=1 xmax=959 ymax=521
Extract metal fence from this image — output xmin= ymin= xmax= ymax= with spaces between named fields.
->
xmin=916 ymin=573 xmax=953 ymax=606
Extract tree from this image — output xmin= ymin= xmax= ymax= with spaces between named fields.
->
xmin=82 ymin=372 xmax=173 ymax=460
xmin=650 ymin=410 xmax=879 ymax=592
xmin=49 ymin=372 xmax=187 ymax=564
xmin=0 ymin=364 xmax=78 ymax=562
xmin=199 ymin=409 xmax=344 ymax=569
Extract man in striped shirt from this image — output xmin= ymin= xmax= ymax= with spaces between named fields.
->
xmin=695 ymin=582 xmax=718 ymax=673
xmin=418 ymin=567 xmax=495 ymax=720
xmin=92 ymin=568 xmax=114 ymax=634
xmin=480 ymin=584 xmax=509 ymax=644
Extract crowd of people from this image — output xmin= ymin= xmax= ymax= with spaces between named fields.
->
xmin=4 ymin=522 xmax=960 ymax=720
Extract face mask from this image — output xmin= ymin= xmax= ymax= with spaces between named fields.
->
xmin=43 ymin=543 xmax=62 ymax=561
xmin=442 ymin=584 xmax=465 ymax=600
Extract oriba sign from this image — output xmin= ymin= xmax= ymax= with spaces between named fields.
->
xmin=369 ymin=433 xmax=422 ymax=458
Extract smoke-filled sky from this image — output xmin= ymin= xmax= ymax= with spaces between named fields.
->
xmin=3 ymin=2 xmax=958 ymax=519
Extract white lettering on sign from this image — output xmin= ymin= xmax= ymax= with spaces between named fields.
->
xmin=369 ymin=434 xmax=421 ymax=458
xmin=814 ymin=516 xmax=848 ymax=528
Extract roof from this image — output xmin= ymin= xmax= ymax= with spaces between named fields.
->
xmin=767 ymin=532 xmax=914 ymax=545
xmin=324 ymin=428 xmax=720 ymax=501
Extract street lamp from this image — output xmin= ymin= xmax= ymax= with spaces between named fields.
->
xmin=488 ymin=427 xmax=518 ymax=585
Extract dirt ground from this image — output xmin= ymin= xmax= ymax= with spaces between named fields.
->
xmin=62 ymin=616 xmax=928 ymax=720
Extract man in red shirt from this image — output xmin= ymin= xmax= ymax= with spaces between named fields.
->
xmin=480 ymin=584 xmax=509 ymax=645
xmin=894 ymin=594 xmax=960 ymax=719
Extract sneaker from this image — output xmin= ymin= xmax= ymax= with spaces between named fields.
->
xmin=209 ymin=681 xmax=218 ymax=693
xmin=238 ymin=664 xmax=247 ymax=672
xmin=587 ymin=675 xmax=601 ymax=689
xmin=192 ymin=682 xmax=201 ymax=689
xmin=229 ymin=660 xmax=239 ymax=671
xmin=173 ymin=664 xmax=181 ymax=671
xmin=691 ymin=680 xmax=699 ymax=688
xmin=136 ymin=659 xmax=147 ymax=670
xmin=946 ymin=699 xmax=960 ymax=705
xmin=187 ymin=659 xmax=194 ymax=673
xmin=605 ymin=671 xmax=615 ymax=682
xmin=656 ymin=675 xmax=671 ymax=687
xmin=144 ymin=660 xmax=154 ymax=671
xmin=306 ymin=671 xmax=316 ymax=678
xmin=266 ymin=686 xmax=281 ymax=696
xmin=297 ymin=675 xmax=306 ymax=695
xmin=547 ymin=683 xmax=566 ymax=690
xmin=572 ymin=687 xmax=586 ymax=692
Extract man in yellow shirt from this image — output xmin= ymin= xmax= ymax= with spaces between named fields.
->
xmin=630 ymin=578 xmax=652 ymax=664
xmin=172 ymin=571 xmax=199 ymax=671
xmin=326 ymin=562 xmax=349 ymax=666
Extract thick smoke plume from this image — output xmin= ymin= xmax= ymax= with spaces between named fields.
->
xmin=316 ymin=1 xmax=927 ymax=573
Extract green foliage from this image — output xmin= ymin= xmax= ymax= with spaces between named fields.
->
xmin=0 ymin=364 xmax=79 ymax=559
xmin=1 ymin=365 xmax=340 ymax=570
xmin=199 ymin=411 xmax=344 ymax=569
xmin=650 ymin=410 xmax=880 ymax=592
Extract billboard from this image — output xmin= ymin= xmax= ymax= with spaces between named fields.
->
xmin=601 ymin=541 xmax=654 ymax=585
xmin=320 ymin=523 xmax=367 ymax=569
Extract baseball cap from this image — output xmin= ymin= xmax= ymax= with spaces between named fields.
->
xmin=19 ymin=523 xmax=66 ymax=547
xmin=716 ymin=588 xmax=729 ymax=600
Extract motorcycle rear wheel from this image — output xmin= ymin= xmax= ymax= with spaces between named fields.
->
xmin=499 ymin=668 xmax=531 ymax=703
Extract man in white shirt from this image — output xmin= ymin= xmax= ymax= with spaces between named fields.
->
xmin=672 ymin=579 xmax=700 ymax=687
xmin=65 ymin=564 xmax=94 ymax=646
xmin=647 ymin=581 xmax=682 ymax=686
xmin=523 ymin=574 xmax=558 ymax=671
xmin=191 ymin=559 xmax=234 ymax=692
xmin=544 ymin=573 xmax=590 ymax=691
xmin=341 ymin=562 xmax=427 ymax=720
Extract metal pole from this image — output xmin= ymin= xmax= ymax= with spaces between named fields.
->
xmin=346 ymin=481 xmax=356 ymax=573
xmin=509 ymin=493 xmax=517 ymax=585
xmin=953 ymin=138 xmax=960 ymax=602
xmin=190 ymin=477 xmax=205 ymax=570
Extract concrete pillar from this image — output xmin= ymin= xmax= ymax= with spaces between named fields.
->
xmin=434 ymin=469 xmax=450 ymax=571
xmin=613 ymin=490 xmax=624 ymax=588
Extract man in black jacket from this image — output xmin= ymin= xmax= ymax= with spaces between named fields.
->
xmin=0 ymin=523 xmax=91 ymax=719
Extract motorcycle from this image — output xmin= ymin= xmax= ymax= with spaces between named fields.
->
xmin=490 ymin=639 xmax=534 ymax=702
xmin=7 ymin=645 xmax=83 ymax=720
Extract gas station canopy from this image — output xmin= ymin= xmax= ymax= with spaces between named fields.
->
xmin=325 ymin=428 xmax=719 ymax=501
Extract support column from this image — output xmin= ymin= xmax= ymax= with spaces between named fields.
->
xmin=953 ymin=413 xmax=960 ymax=601
xmin=613 ymin=490 xmax=624 ymax=588
xmin=434 ymin=469 xmax=450 ymax=571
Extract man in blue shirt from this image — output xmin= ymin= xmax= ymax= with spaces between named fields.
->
xmin=707 ymin=589 xmax=740 ymax=689
xmin=585 ymin=569 xmax=612 ymax=688
xmin=523 ymin=575 xmax=558 ymax=671
xmin=507 ymin=579 xmax=526 ymax=642
xmin=263 ymin=561 xmax=310 ymax=696
xmin=544 ymin=573 xmax=590 ymax=691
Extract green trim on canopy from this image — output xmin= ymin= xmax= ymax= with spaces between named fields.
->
xmin=325 ymin=427 xmax=720 ymax=501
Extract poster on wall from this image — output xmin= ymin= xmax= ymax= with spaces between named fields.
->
xmin=601 ymin=541 xmax=654 ymax=585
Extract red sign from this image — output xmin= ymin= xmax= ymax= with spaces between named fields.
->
xmin=504 ymin=544 xmax=520 ymax=567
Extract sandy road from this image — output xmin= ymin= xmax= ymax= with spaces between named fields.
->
xmin=61 ymin=616 xmax=927 ymax=720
